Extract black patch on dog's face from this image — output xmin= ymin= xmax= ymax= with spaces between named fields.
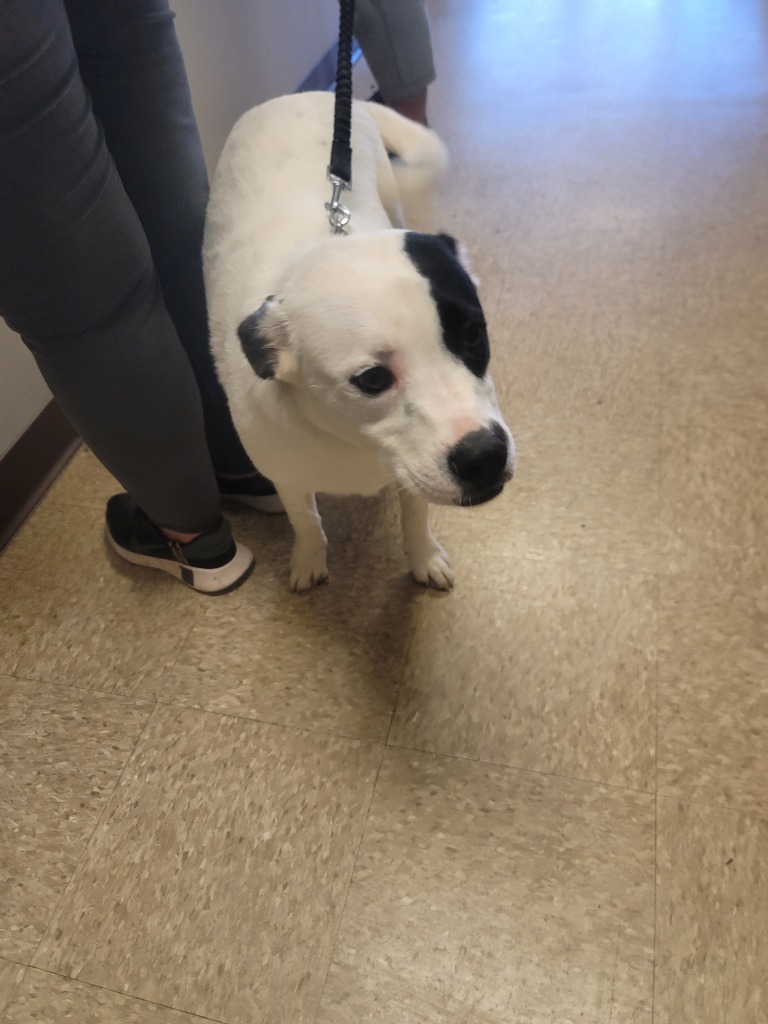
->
xmin=403 ymin=232 xmax=489 ymax=378
xmin=238 ymin=299 xmax=277 ymax=379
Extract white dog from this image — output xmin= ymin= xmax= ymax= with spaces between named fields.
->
xmin=204 ymin=92 xmax=514 ymax=592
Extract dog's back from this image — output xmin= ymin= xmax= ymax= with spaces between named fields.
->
xmin=205 ymin=92 xmax=446 ymax=253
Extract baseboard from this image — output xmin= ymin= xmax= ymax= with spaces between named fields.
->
xmin=0 ymin=400 xmax=80 ymax=551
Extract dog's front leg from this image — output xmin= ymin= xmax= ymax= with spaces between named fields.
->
xmin=279 ymin=489 xmax=329 ymax=592
xmin=399 ymin=490 xmax=455 ymax=591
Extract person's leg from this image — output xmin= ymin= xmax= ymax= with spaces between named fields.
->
xmin=354 ymin=0 xmax=436 ymax=124
xmin=0 ymin=0 xmax=252 ymax=589
xmin=63 ymin=0 xmax=265 ymax=490
xmin=0 ymin=0 xmax=220 ymax=532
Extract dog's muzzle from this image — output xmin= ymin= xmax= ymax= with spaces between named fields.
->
xmin=448 ymin=424 xmax=513 ymax=507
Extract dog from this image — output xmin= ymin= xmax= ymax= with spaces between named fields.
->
xmin=203 ymin=91 xmax=515 ymax=592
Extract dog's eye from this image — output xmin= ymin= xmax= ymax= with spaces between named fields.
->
xmin=350 ymin=365 xmax=395 ymax=396
xmin=460 ymin=320 xmax=490 ymax=377
xmin=465 ymin=322 xmax=487 ymax=351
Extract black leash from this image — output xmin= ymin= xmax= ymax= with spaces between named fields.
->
xmin=326 ymin=0 xmax=355 ymax=233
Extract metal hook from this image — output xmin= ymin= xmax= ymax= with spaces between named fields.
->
xmin=326 ymin=172 xmax=351 ymax=234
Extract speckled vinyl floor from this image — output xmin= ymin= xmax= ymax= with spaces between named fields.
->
xmin=1 ymin=1 xmax=767 ymax=1021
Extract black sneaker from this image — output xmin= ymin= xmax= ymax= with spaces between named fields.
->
xmin=105 ymin=494 xmax=254 ymax=594
xmin=216 ymin=473 xmax=284 ymax=514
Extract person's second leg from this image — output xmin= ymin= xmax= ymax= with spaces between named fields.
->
xmin=0 ymin=0 xmax=252 ymax=590
xmin=64 ymin=0 xmax=280 ymax=512
xmin=354 ymin=0 xmax=436 ymax=124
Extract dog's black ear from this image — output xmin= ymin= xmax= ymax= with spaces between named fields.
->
xmin=237 ymin=296 xmax=293 ymax=381
xmin=405 ymin=231 xmax=481 ymax=297
xmin=238 ymin=307 xmax=275 ymax=379
xmin=436 ymin=232 xmax=459 ymax=255
xmin=437 ymin=233 xmax=479 ymax=284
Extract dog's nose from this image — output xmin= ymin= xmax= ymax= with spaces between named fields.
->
xmin=448 ymin=425 xmax=510 ymax=498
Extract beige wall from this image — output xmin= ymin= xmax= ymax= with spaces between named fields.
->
xmin=175 ymin=0 xmax=339 ymax=173
xmin=0 ymin=0 xmax=339 ymax=461
xmin=175 ymin=0 xmax=379 ymax=182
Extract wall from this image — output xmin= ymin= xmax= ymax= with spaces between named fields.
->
xmin=0 ymin=0 xmax=339 ymax=461
xmin=174 ymin=0 xmax=339 ymax=172
xmin=0 ymin=326 xmax=53 ymax=460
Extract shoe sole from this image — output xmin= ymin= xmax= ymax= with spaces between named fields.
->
xmin=106 ymin=532 xmax=255 ymax=595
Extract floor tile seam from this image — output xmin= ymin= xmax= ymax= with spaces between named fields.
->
xmin=3 ymin=670 xmax=153 ymax=708
xmin=312 ymin=741 xmax=388 ymax=1020
xmin=27 ymin=702 xmax=158 ymax=971
xmin=143 ymin=693 xmax=391 ymax=749
xmin=0 ymin=957 xmax=28 ymax=970
xmin=4 ymin=963 xmax=228 ymax=1024
xmin=2 ymin=669 xmax=396 ymax=748
xmin=382 ymin=740 xmax=656 ymax=798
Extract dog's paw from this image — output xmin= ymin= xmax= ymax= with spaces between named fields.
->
xmin=290 ymin=544 xmax=329 ymax=593
xmin=409 ymin=544 xmax=455 ymax=591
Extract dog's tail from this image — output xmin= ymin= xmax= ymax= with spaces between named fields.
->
xmin=363 ymin=101 xmax=448 ymax=227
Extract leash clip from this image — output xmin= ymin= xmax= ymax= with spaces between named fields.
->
xmin=326 ymin=171 xmax=351 ymax=234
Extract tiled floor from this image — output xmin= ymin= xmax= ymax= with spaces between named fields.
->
xmin=1 ymin=0 xmax=767 ymax=1021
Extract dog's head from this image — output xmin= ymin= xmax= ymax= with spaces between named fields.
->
xmin=237 ymin=230 xmax=515 ymax=506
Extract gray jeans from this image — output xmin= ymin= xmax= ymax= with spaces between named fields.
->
xmin=355 ymin=0 xmax=436 ymax=101
xmin=0 ymin=0 xmax=251 ymax=532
